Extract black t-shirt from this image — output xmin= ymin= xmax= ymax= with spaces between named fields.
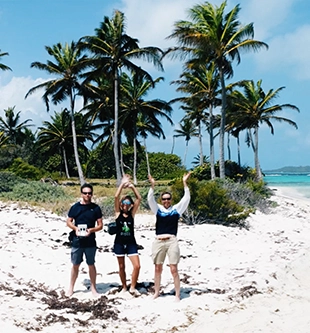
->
xmin=68 ymin=202 xmax=102 ymax=248
xmin=114 ymin=210 xmax=136 ymax=245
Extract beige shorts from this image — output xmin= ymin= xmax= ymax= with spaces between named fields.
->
xmin=151 ymin=237 xmax=180 ymax=265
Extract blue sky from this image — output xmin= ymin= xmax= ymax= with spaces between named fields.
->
xmin=0 ymin=0 xmax=309 ymax=171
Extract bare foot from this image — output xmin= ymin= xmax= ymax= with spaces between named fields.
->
xmin=129 ymin=288 xmax=141 ymax=297
xmin=92 ymin=291 xmax=101 ymax=298
xmin=174 ymin=296 xmax=181 ymax=302
xmin=152 ymin=292 xmax=159 ymax=300
xmin=120 ymin=288 xmax=128 ymax=294
xmin=91 ymin=286 xmax=100 ymax=297
xmin=65 ymin=289 xmax=74 ymax=297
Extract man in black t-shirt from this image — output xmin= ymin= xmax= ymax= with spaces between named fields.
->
xmin=66 ymin=183 xmax=103 ymax=297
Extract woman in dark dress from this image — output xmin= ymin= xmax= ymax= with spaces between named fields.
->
xmin=114 ymin=174 xmax=141 ymax=296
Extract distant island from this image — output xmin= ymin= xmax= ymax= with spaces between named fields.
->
xmin=264 ymin=166 xmax=310 ymax=174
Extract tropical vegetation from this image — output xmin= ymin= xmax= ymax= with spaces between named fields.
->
xmin=0 ymin=2 xmax=299 ymax=225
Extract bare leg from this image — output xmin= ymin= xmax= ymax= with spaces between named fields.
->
xmin=66 ymin=264 xmax=80 ymax=297
xmin=153 ymin=264 xmax=163 ymax=299
xmin=88 ymin=264 xmax=99 ymax=297
xmin=170 ymin=264 xmax=180 ymax=301
xmin=117 ymin=257 xmax=127 ymax=291
xmin=128 ymin=255 xmax=140 ymax=292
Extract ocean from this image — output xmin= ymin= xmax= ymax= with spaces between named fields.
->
xmin=263 ymin=173 xmax=310 ymax=198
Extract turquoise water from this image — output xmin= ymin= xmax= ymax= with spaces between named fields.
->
xmin=263 ymin=173 xmax=310 ymax=198
xmin=263 ymin=174 xmax=310 ymax=187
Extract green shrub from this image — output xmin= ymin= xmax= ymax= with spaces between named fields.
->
xmin=0 ymin=171 xmax=28 ymax=192
xmin=191 ymin=160 xmax=257 ymax=182
xmin=137 ymin=152 xmax=186 ymax=180
xmin=4 ymin=181 xmax=70 ymax=203
xmin=170 ymin=177 xmax=251 ymax=226
xmin=7 ymin=158 xmax=45 ymax=180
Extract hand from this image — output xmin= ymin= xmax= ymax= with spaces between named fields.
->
xmin=183 ymin=172 xmax=191 ymax=184
xmin=148 ymin=174 xmax=155 ymax=187
xmin=121 ymin=174 xmax=131 ymax=187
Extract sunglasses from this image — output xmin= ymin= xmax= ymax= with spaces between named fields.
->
xmin=82 ymin=191 xmax=92 ymax=195
xmin=122 ymin=200 xmax=132 ymax=205
xmin=161 ymin=197 xmax=171 ymax=201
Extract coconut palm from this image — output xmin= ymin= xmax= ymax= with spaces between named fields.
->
xmin=0 ymin=50 xmax=12 ymax=72
xmin=230 ymin=79 xmax=299 ymax=180
xmin=79 ymin=10 xmax=164 ymax=184
xmin=171 ymin=62 xmax=221 ymax=177
xmin=174 ymin=118 xmax=199 ymax=166
xmin=0 ymin=106 xmax=33 ymax=145
xmin=0 ymin=131 xmax=8 ymax=148
xmin=166 ymin=1 xmax=268 ymax=178
xmin=25 ymin=41 xmax=90 ymax=184
xmin=37 ymin=109 xmax=73 ymax=178
xmin=120 ymin=72 xmax=173 ymax=183
xmin=136 ymin=113 xmax=168 ymax=176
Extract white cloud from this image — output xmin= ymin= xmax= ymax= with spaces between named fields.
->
xmin=0 ymin=76 xmax=49 ymax=127
xmin=255 ymin=25 xmax=310 ymax=80
xmin=240 ymin=0 xmax=297 ymax=40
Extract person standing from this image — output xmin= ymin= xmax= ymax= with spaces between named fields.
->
xmin=114 ymin=174 xmax=142 ymax=296
xmin=66 ymin=183 xmax=103 ymax=297
xmin=147 ymin=172 xmax=191 ymax=301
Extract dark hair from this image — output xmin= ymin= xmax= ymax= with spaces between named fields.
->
xmin=81 ymin=183 xmax=93 ymax=193
xmin=161 ymin=191 xmax=172 ymax=199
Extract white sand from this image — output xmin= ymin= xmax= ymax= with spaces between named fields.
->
xmin=1 ymin=189 xmax=310 ymax=332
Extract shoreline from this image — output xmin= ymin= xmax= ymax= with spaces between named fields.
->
xmin=1 ymin=189 xmax=310 ymax=332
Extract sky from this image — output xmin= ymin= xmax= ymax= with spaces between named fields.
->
xmin=0 ymin=0 xmax=310 ymax=172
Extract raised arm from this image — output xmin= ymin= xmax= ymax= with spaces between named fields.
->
xmin=128 ymin=183 xmax=142 ymax=217
xmin=174 ymin=172 xmax=191 ymax=215
xmin=114 ymin=174 xmax=131 ymax=214
xmin=147 ymin=174 xmax=158 ymax=214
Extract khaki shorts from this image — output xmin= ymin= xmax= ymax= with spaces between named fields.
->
xmin=151 ymin=237 xmax=180 ymax=265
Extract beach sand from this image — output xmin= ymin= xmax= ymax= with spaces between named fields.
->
xmin=1 ymin=188 xmax=310 ymax=332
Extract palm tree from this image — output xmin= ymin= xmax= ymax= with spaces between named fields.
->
xmin=174 ymin=118 xmax=199 ymax=166
xmin=0 ymin=50 xmax=12 ymax=72
xmin=230 ymin=79 xmax=299 ymax=180
xmin=0 ymin=131 xmax=8 ymax=148
xmin=37 ymin=109 xmax=73 ymax=178
xmin=25 ymin=41 xmax=90 ymax=184
xmin=0 ymin=106 xmax=33 ymax=145
xmin=136 ymin=113 xmax=168 ymax=176
xmin=120 ymin=72 xmax=173 ymax=183
xmin=79 ymin=10 xmax=164 ymax=184
xmin=171 ymin=63 xmax=221 ymax=177
xmin=167 ymin=1 xmax=268 ymax=178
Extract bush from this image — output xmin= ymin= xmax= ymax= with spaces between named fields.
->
xmin=0 ymin=171 xmax=28 ymax=193
xmin=4 ymin=181 xmax=70 ymax=203
xmin=7 ymin=158 xmax=45 ymax=180
xmin=190 ymin=160 xmax=257 ymax=182
xmin=170 ymin=176 xmax=253 ymax=227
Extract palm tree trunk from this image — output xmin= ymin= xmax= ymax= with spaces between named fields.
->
xmin=237 ymin=134 xmax=241 ymax=167
xmin=113 ymin=68 xmax=122 ymax=185
xmin=219 ymin=69 xmax=226 ymax=179
xmin=171 ymin=135 xmax=175 ymax=154
xmin=61 ymin=146 xmax=70 ymax=178
xmin=227 ymin=132 xmax=231 ymax=160
xmin=254 ymin=127 xmax=262 ymax=180
xmin=209 ymin=105 xmax=216 ymax=179
xmin=133 ymin=134 xmax=137 ymax=185
xmin=70 ymin=94 xmax=85 ymax=185
xmin=119 ymin=141 xmax=126 ymax=176
xmin=184 ymin=141 xmax=189 ymax=166
xmin=198 ymin=122 xmax=204 ymax=166
xmin=143 ymin=137 xmax=151 ymax=176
